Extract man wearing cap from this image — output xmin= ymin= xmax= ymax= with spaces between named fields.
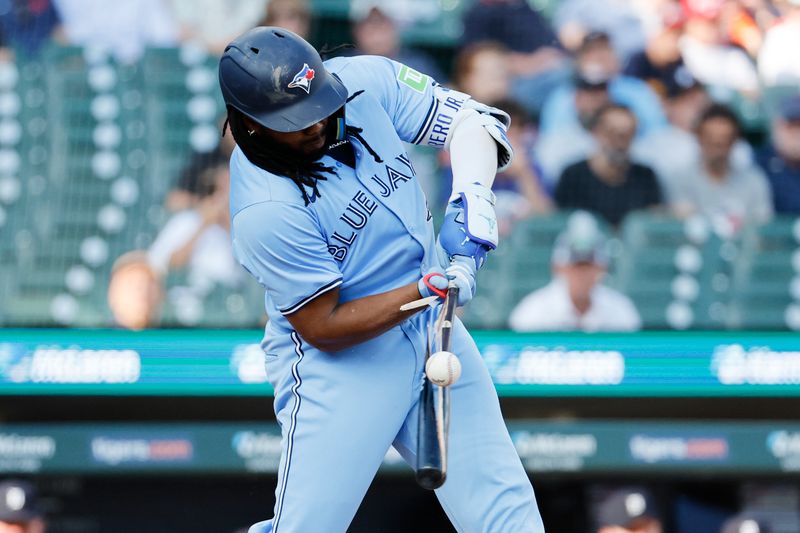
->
xmin=756 ymin=95 xmax=800 ymax=214
xmin=594 ymin=487 xmax=662 ymax=533
xmin=348 ymin=0 xmax=445 ymax=83
xmin=508 ymin=212 xmax=641 ymax=332
xmin=0 ymin=480 xmax=45 ymax=533
xmin=623 ymin=4 xmax=687 ymax=97
xmin=632 ymin=66 xmax=754 ymax=186
xmin=535 ymin=67 xmax=612 ymax=182
xmin=553 ymin=0 xmax=646 ymax=62
xmin=721 ymin=514 xmax=770 ymax=533
xmin=539 ymin=32 xmax=666 ymax=139
xmin=459 ymin=0 xmax=570 ymax=112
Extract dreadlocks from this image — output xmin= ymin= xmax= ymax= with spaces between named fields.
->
xmin=223 ymin=108 xmax=335 ymax=206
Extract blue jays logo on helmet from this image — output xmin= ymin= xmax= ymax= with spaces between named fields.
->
xmin=288 ymin=63 xmax=315 ymax=93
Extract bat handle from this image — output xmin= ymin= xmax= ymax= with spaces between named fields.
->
xmin=415 ymin=467 xmax=446 ymax=490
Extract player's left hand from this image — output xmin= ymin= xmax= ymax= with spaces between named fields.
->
xmin=438 ymin=183 xmax=498 ymax=270
xmin=419 ymin=256 xmax=476 ymax=307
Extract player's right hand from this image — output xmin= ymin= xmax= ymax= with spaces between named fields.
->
xmin=446 ymin=256 xmax=477 ymax=306
xmin=419 ymin=256 xmax=476 ymax=307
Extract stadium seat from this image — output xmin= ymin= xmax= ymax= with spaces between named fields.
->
xmin=461 ymin=245 xmax=514 ymax=329
xmin=727 ymin=217 xmax=800 ymax=329
xmin=460 ymin=292 xmax=511 ymax=330
xmin=726 ymin=285 xmax=795 ymax=330
xmin=507 ymin=212 xmax=571 ymax=247
xmin=740 ymin=215 xmax=800 ymax=252
xmin=159 ymin=274 xmax=265 ymax=329
xmin=462 ymin=213 xmax=572 ymax=329
xmin=616 ymin=212 xmax=725 ymax=329
xmin=506 ymin=213 xmax=570 ymax=298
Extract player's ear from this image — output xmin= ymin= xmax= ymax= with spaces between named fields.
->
xmin=241 ymin=116 xmax=263 ymax=135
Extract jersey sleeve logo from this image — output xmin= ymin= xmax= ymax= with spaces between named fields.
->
xmin=288 ymin=63 xmax=315 ymax=93
xmin=397 ymin=65 xmax=429 ymax=93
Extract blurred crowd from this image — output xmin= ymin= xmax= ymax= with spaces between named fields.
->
xmin=1 ymin=0 xmax=799 ymax=332
xmin=448 ymin=0 xmax=800 ymax=235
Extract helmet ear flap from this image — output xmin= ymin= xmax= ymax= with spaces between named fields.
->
xmin=327 ymin=105 xmax=347 ymax=143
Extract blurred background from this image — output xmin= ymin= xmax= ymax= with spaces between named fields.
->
xmin=0 ymin=0 xmax=799 ymax=531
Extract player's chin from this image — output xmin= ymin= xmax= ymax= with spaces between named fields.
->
xmin=302 ymin=141 xmax=328 ymax=161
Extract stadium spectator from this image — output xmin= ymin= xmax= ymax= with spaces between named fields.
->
xmin=148 ymin=162 xmax=242 ymax=292
xmin=0 ymin=0 xmax=61 ymax=58
xmin=666 ymin=103 xmax=773 ymax=228
xmin=109 ymin=159 xmax=241 ymax=329
xmin=261 ymin=0 xmax=312 ymax=40
xmin=539 ymin=31 xmax=667 ymax=138
xmin=632 ymin=66 xmax=754 ymax=186
xmin=623 ymin=6 xmax=687 ymax=97
xmin=719 ymin=0 xmax=769 ymax=59
xmin=349 ymin=0 xmax=445 ymax=83
xmin=349 ymin=0 xmax=440 ymax=28
xmin=165 ymin=115 xmax=237 ymax=212
xmin=107 ymin=250 xmax=163 ymax=330
xmin=756 ymin=95 xmax=800 ymax=214
xmin=509 ymin=211 xmax=641 ymax=332
xmin=435 ymin=47 xmax=521 ymax=211
xmin=679 ymin=0 xmax=760 ymax=94
xmin=451 ymin=41 xmax=510 ymax=105
xmin=555 ymin=104 xmax=663 ymax=227
xmin=167 ymin=0 xmax=269 ymax=55
xmin=758 ymin=0 xmax=800 ymax=86
xmin=554 ymin=0 xmax=648 ymax=62
xmin=438 ymin=99 xmax=552 ymax=236
xmin=493 ymin=99 xmax=553 ymax=220
xmin=460 ymin=0 xmax=569 ymax=112
xmin=0 ymin=480 xmax=46 ymax=533
xmin=594 ymin=487 xmax=662 ymax=533
xmin=53 ymin=0 xmax=178 ymax=63
xmin=535 ymin=69 xmax=611 ymax=182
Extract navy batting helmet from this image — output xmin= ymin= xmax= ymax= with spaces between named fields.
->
xmin=219 ymin=27 xmax=348 ymax=133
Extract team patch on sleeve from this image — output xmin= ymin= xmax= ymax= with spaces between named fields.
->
xmin=397 ymin=65 xmax=429 ymax=93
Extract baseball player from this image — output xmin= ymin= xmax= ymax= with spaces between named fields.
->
xmin=218 ymin=27 xmax=545 ymax=532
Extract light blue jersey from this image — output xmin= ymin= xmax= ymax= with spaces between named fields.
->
xmin=230 ymin=55 xmax=471 ymax=332
xmin=229 ymin=56 xmax=544 ymax=533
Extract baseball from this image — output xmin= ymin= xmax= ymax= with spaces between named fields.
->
xmin=425 ymin=350 xmax=462 ymax=387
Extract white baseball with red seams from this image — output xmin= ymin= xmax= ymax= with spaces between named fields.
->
xmin=425 ymin=350 xmax=462 ymax=387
